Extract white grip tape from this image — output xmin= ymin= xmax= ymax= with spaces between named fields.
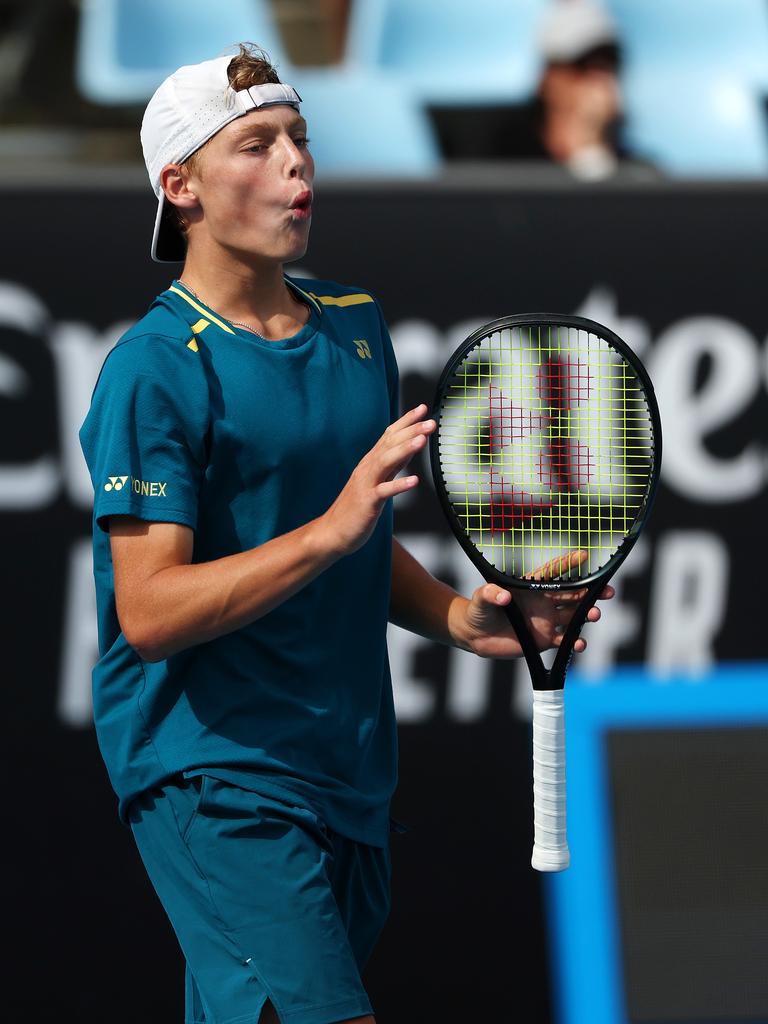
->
xmin=531 ymin=688 xmax=570 ymax=872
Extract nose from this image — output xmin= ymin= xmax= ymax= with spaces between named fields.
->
xmin=285 ymin=136 xmax=310 ymax=179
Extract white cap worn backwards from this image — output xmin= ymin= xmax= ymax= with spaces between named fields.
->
xmin=140 ymin=54 xmax=301 ymax=262
xmin=537 ymin=1 xmax=618 ymax=65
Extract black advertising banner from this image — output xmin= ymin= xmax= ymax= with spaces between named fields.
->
xmin=1 ymin=181 xmax=766 ymax=1022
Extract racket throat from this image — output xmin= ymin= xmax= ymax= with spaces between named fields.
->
xmin=501 ymin=597 xmax=558 ymax=690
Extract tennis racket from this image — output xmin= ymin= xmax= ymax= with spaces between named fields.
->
xmin=429 ymin=314 xmax=661 ymax=871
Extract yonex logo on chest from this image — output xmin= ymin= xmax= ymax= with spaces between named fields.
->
xmin=354 ymin=339 xmax=372 ymax=359
xmin=104 ymin=475 xmax=167 ymax=496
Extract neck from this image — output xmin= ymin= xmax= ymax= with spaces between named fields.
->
xmin=179 ymin=242 xmax=308 ymax=340
xmin=541 ymin=110 xmax=607 ymax=164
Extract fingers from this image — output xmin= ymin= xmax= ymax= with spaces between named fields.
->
xmin=375 ymin=475 xmax=419 ymax=500
xmin=375 ymin=408 xmax=436 ymax=482
xmin=376 ymin=434 xmax=430 ymax=482
xmin=465 ymin=583 xmax=512 ymax=617
xmin=527 ymin=549 xmax=587 ymax=582
xmin=553 ymin=631 xmax=588 ymax=652
xmin=384 ymin=405 xmax=436 ymax=451
xmin=545 ymin=582 xmax=616 ymax=605
xmin=389 ymin=403 xmax=432 ymax=432
xmin=327 ymin=402 xmax=435 ymax=556
xmin=482 ymin=583 xmax=511 ymax=606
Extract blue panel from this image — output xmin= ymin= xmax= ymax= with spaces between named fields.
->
xmin=287 ymin=69 xmax=440 ymax=175
xmin=544 ymin=663 xmax=768 ymax=1024
xmin=346 ymin=0 xmax=548 ymax=104
xmin=608 ymin=0 xmax=768 ymax=84
xmin=606 ymin=0 xmax=768 ymax=175
xmin=77 ymin=0 xmax=286 ymax=105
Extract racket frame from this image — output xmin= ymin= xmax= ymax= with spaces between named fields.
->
xmin=429 ymin=312 xmax=662 ymax=691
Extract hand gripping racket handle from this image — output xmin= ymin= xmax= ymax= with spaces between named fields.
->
xmin=531 ymin=688 xmax=570 ymax=872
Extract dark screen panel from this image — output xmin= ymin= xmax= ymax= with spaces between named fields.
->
xmin=608 ymin=727 xmax=768 ymax=1022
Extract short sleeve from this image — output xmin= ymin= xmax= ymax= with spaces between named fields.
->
xmin=79 ymin=335 xmax=210 ymax=533
xmin=372 ymin=297 xmax=400 ymax=424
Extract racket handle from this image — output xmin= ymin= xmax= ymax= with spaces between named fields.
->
xmin=531 ymin=688 xmax=570 ymax=872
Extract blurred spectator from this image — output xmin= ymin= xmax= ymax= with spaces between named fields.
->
xmin=430 ymin=0 xmax=658 ymax=181
xmin=532 ymin=0 xmax=626 ymax=179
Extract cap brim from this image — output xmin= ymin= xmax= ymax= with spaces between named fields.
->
xmin=150 ymin=193 xmax=187 ymax=263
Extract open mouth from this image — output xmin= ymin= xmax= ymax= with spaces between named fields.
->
xmin=290 ymin=190 xmax=313 ymax=218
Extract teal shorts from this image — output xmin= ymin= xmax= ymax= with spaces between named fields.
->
xmin=127 ymin=774 xmax=392 ymax=1024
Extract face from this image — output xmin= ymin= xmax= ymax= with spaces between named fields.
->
xmin=541 ymin=55 xmax=621 ymax=125
xmin=177 ymin=105 xmax=314 ymax=263
xmin=541 ymin=63 xmax=621 ymax=127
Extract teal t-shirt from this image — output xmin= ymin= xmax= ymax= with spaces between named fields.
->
xmin=79 ymin=276 xmax=400 ymax=847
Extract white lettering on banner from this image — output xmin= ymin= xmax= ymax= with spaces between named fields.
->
xmin=0 ymin=281 xmax=131 ymax=509
xmin=651 ymin=318 xmax=764 ymax=502
xmin=0 ymin=281 xmax=59 ymax=508
xmin=648 ymin=531 xmax=729 ymax=677
xmin=58 ymin=538 xmax=97 ymax=727
xmin=388 ymin=320 xmax=443 ymax=378
xmin=2 ymin=280 xmax=766 ymax=511
xmin=576 ymin=286 xmax=651 ymax=359
xmin=388 ymin=289 xmax=766 ymax=506
xmin=0 ymin=280 xmax=49 ymax=333
xmin=0 ymin=280 xmax=745 ymax=723
xmin=0 ymin=351 xmax=28 ymax=396
xmin=0 ymin=457 xmax=58 ymax=509
xmin=444 ymin=318 xmax=491 ymax=355
xmin=56 ymin=527 xmax=729 ymax=729
xmin=50 ymin=321 xmax=131 ymax=509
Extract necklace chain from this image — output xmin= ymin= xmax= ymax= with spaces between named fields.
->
xmin=180 ymin=281 xmax=266 ymax=339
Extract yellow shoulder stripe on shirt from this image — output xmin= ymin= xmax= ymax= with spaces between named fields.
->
xmin=169 ymin=285 xmax=236 ymax=336
xmin=308 ymin=292 xmax=374 ymax=308
xmin=186 ymin=318 xmax=210 ymax=352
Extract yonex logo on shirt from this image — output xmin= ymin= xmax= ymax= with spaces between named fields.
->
xmin=104 ymin=475 xmax=167 ymax=496
xmin=354 ymin=339 xmax=372 ymax=359
xmin=104 ymin=475 xmax=128 ymax=491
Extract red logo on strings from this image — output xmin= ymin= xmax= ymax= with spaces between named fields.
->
xmin=488 ymin=357 xmax=593 ymax=533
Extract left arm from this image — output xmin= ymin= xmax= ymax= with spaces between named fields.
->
xmin=389 ymin=537 xmax=613 ymax=657
xmin=389 ymin=535 xmax=478 ymax=652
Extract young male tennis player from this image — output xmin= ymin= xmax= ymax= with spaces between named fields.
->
xmin=79 ymin=45 xmax=613 ymax=1024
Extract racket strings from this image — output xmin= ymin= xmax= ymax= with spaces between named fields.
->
xmin=437 ymin=324 xmax=655 ymax=580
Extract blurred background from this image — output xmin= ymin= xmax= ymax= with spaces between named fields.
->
xmin=2 ymin=1 xmax=767 ymax=1022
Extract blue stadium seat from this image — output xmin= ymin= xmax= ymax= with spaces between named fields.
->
xmin=622 ymin=69 xmax=768 ymax=177
xmin=76 ymin=0 xmax=287 ymax=104
xmin=288 ymin=69 xmax=440 ymax=175
xmin=75 ymin=0 xmax=438 ymax=175
xmin=607 ymin=0 xmax=768 ymax=86
xmin=607 ymin=0 xmax=768 ymax=174
xmin=344 ymin=0 xmax=549 ymax=105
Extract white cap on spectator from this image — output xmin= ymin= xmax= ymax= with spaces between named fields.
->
xmin=538 ymin=1 xmax=618 ymax=64
xmin=140 ymin=55 xmax=301 ymax=262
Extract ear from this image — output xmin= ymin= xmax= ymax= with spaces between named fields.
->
xmin=160 ymin=163 xmax=200 ymax=212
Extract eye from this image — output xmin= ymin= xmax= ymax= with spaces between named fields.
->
xmin=294 ymin=136 xmax=310 ymax=148
xmin=243 ymin=142 xmax=266 ymax=153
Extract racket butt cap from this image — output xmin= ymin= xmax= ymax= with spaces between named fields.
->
xmin=531 ymin=845 xmax=570 ymax=872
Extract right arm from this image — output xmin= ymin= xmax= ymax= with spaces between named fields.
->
xmin=111 ymin=404 xmax=436 ymax=662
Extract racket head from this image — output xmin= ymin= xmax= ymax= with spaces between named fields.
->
xmin=429 ymin=313 xmax=661 ymax=592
